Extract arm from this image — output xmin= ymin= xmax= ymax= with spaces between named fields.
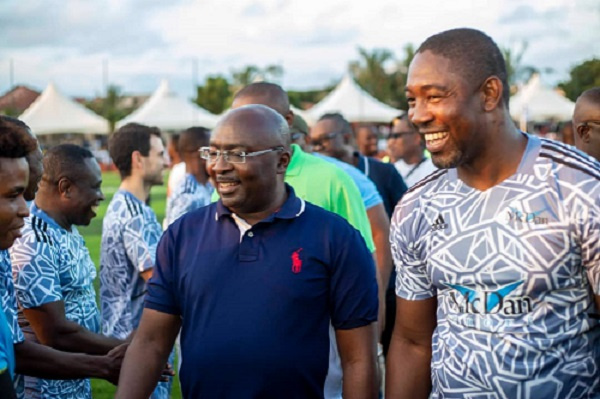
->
xmin=115 ymin=308 xmax=181 ymax=399
xmin=385 ymin=297 xmax=437 ymax=399
xmin=336 ymin=323 xmax=378 ymax=399
xmin=14 ymin=340 xmax=126 ymax=384
xmin=366 ymin=203 xmax=392 ymax=333
xmin=23 ymin=301 xmax=123 ymax=354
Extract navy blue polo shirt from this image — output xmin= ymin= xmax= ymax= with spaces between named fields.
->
xmin=145 ymin=185 xmax=378 ymax=399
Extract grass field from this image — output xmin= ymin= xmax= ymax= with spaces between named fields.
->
xmin=78 ymin=171 xmax=183 ymax=398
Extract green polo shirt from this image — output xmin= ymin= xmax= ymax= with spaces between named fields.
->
xmin=285 ymin=144 xmax=374 ymax=252
xmin=211 ymin=144 xmax=374 ymax=252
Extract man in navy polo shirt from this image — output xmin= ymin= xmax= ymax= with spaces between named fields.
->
xmin=116 ymin=104 xmax=379 ymax=399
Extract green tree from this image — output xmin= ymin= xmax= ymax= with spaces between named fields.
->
xmin=349 ymin=47 xmax=395 ymax=104
xmin=559 ymin=58 xmax=600 ymax=101
xmin=501 ymin=41 xmax=538 ymax=93
xmin=85 ymin=85 xmax=132 ymax=132
xmin=389 ymin=43 xmax=416 ymax=110
xmin=195 ymin=75 xmax=231 ymax=114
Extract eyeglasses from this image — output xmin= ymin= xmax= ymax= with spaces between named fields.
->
xmin=577 ymin=120 xmax=600 ymax=135
xmin=200 ymin=146 xmax=284 ymax=164
xmin=388 ymin=131 xmax=416 ymax=139
xmin=309 ymin=131 xmax=339 ymax=149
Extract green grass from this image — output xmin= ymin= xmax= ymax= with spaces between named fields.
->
xmin=78 ymin=171 xmax=182 ymax=398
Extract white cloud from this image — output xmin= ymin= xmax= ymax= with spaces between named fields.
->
xmin=0 ymin=0 xmax=597 ymax=98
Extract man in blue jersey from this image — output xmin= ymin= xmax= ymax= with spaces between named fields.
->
xmin=165 ymin=126 xmax=212 ymax=226
xmin=10 ymin=144 xmax=126 ymax=398
xmin=386 ymin=28 xmax=600 ymax=399
xmin=100 ymin=123 xmax=171 ymax=398
xmin=0 ymin=118 xmax=34 ymax=398
xmin=0 ymin=119 xmax=128 ymax=399
xmin=116 ymin=104 xmax=379 ymax=399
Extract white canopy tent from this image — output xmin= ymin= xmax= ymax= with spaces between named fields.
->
xmin=306 ymin=74 xmax=403 ymax=123
xmin=510 ymin=74 xmax=575 ymax=128
xmin=117 ymin=80 xmax=219 ymax=130
xmin=19 ymin=82 xmax=110 ymax=135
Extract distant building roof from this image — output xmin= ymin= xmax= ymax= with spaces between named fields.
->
xmin=0 ymin=85 xmax=41 ymax=114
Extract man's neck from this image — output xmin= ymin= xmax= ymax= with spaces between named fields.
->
xmin=402 ymin=150 xmax=425 ymax=166
xmin=186 ymin=164 xmax=209 ymax=185
xmin=33 ymin=196 xmax=71 ymax=231
xmin=234 ymin=185 xmax=288 ymax=226
xmin=458 ymin=120 xmax=527 ymax=191
xmin=119 ymin=176 xmax=150 ymax=203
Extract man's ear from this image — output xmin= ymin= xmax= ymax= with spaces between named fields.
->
xmin=277 ymin=151 xmax=292 ymax=174
xmin=131 ymin=150 xmax=143 ymax=172
xmin=57 ymin=177 xmax=72 ymax=198
xmin=285 ymin=110 xmax=294 ymax=128
xmin=480 ymin=76 xmax=503 ymax=112
xmin=576 ymin=124 xmax=591 ymax=143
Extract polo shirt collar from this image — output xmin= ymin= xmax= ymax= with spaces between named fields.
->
xmin=215 ymin=184 xmax=305 ymax=222
xmin=354 ymin=151 xmax=366 ymax=172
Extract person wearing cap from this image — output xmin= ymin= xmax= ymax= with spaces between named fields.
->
xmin=290 ymin=114 xmax=310 ymax=151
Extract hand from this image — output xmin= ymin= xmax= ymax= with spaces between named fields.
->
xmin=159 ymin=362 xmax=175 ymax=382
xmin=105 ymin=343 xmax=129 ymax=385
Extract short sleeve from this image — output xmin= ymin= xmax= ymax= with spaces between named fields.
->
xmin=330 ymin=170 xmax=376 ymax=253
xmin=581 ymin=192 xmax=600 ymax=295
xmin=167 ymin=193 xmax=193 ymax=226
xmin=10 ymin=236 xmax=62 ymax=309
xmin=329 ymin=221 xmax=378 ymax=330
xmin=390 ymin=197 xmax=436 ymax=300
xmin=145 ymin=228 xmax=180 ymax=315
xmin=0 ymin=253 xmax=24 ymax=344
xmin=123 ymin=210 xmax=161 ymax=273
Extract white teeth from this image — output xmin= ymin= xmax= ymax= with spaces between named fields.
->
xmin=220 ymin=182 xmax=237 ymax=187
xmin=91 ymin=206 xmax=98 ymax=213
xmin=424 ymin=132 xmax=449 ymax=141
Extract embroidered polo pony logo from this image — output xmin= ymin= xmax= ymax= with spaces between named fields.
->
xmin=291 ymin=248 xmax=303 ymax=273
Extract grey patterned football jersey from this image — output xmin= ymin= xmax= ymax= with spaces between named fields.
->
xmin=100 ymin=190 xmax=171 ymax=399
xmin=391 ymin=134 xmax=600 ymax=398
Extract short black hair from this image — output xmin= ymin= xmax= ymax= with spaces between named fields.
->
xmin=109 ymin=123 xmax=162 ymax=178
xmin=417 ymin=28 xmax=509 ymax=107
xmin=318 ymin=113 xmax=352 ymax=135
xmin=0 ymin=116 xmax=37 ymax=158
xmin=178 ymin=126 xmax=211 ymax=155
xmin=233 ymin=82 xmax=290 ymax=117
xmin=43 ymin=144 xmax=94 ymax=183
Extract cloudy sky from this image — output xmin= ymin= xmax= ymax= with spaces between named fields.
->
xmin=1 ymin=0 xmax=598 ymax=100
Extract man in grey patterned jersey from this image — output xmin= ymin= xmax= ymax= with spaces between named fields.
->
xmin=100 ymin=123 xmax=171 ymax=399
xmin=386 ymin=28 xmax=600 ymax=399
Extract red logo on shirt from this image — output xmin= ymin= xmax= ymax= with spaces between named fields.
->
xmin=291 ymin=248 xmax=303 ymax=273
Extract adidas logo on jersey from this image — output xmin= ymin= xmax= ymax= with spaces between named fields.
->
xmin=431 ymin=214 xmax=448 ymax=231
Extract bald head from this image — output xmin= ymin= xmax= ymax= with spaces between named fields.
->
xmin=232 ymin=82 xmax=293 ymax=127
xmin=573 ymin=87 xmax=600 ymax=161
xmin=215 ymin=104 xmax=289 ymax=146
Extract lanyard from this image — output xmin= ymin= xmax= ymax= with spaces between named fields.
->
xmin=405 ymin=157 xmax=427 ymax=179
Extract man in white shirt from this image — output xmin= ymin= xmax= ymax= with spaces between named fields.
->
xmin=387 ymin=114 xmax=436 ymax=187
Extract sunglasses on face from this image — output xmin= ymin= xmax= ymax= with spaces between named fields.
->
xmin=310 ymin=131 xmax=340 ymax=148
xmin=388 ymin=131 xmax=416 ymax=139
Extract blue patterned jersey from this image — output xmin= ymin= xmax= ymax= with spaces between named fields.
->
xmin=391 ymin=135 xmax=600 ymax=399
xmin=166 ymin=174 xmax=213 ymax=226
xmin=0 ymin=250 xmax=24 ymax=345
xmin=1 ymin=250 xmax=25 ymax=398
xmin=101 ymin=190 xmax=171 ymax=399
xmin=100 ymin=190 xmax=162 ymax=339
xmin=10 ymin=204 xmax=99 ymax=399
